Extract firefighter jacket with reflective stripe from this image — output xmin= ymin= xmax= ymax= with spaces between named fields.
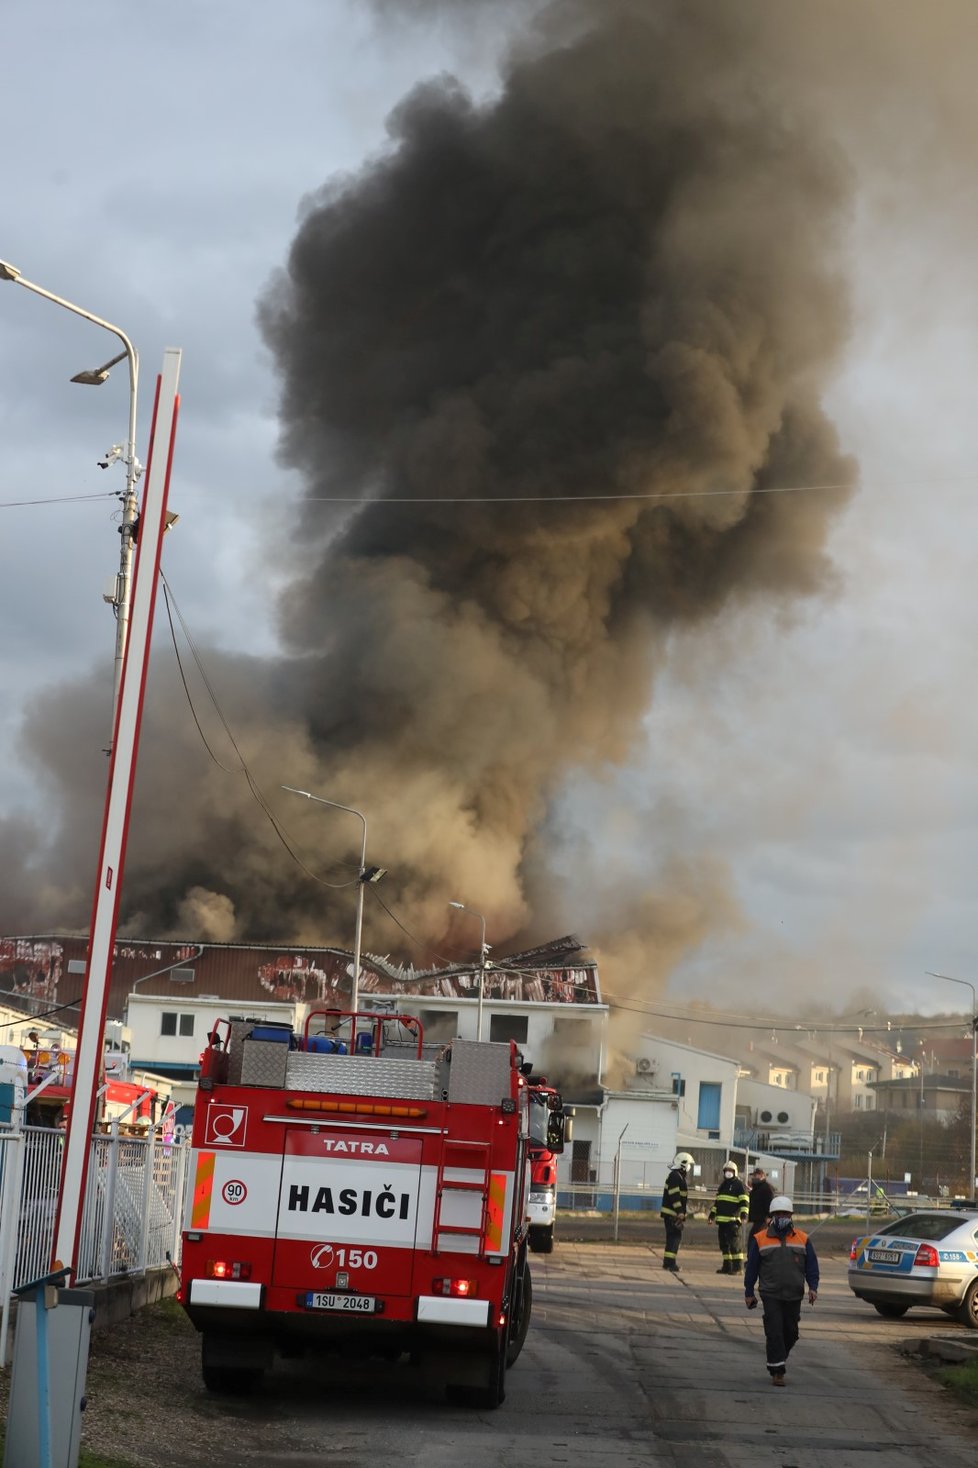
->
xmin=743 ymin=1224 xmax=819 ymax=1301
xmin=708 ymin=1176 xmax=749 ymax=1224
xmin=661 ymin=1168 xmax=688 ymax=1219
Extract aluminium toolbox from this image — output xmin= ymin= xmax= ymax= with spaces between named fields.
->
xmin=240 ymin=1037 xmax=290 ymax=1087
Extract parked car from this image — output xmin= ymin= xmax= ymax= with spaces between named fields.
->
xmin=848 ymin=1209 xmax=978 ymax=1328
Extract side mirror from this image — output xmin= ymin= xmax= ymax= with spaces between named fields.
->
xmin=546 ymin=1112 xmax=569 ymax=1154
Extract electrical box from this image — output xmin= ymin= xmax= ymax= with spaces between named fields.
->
xmin=4 ymin=1286 xmax=95 ymax=1468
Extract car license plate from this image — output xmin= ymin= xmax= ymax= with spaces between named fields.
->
xmin=868 ymin=1249 xmax=901 ymax=1265
xmin=306 ymin=1292 xmax=376 ymax=1313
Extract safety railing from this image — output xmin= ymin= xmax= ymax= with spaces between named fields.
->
xmin=0 ymin=1124 xmax=188 ymax=1364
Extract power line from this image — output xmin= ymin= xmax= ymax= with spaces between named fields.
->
xmin=0 ymin=994 xmax=83 ymax=1029
xmin=302 ymin=481 xmax=854 ymax=506
xmin=602 ymin=995 xmax=977 ymax=1037
xmin=0 ymin=491 xmax=117 ymax=508
xmin=364 ymin=883 xmax=452 ymax=968
xmin=159 ymin=572 xmax=358 ymax=891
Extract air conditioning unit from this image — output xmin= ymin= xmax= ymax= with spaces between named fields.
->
xmin=636 ymin=1057 xmax=655 ymax=1075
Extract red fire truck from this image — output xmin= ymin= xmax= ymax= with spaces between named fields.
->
xmin=526 ymin=1076 xmax=567 ymax=1254
xmin=179 ymin=1011 xmax=561 ymax=1407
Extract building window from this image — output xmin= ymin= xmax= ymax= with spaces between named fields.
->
xmin=489 ymin=1015 xmax=528 ymax=1045
xmin=161 ymin=1012 xmax=194 ymax=1037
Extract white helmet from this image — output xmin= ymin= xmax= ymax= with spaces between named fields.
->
xmin=673 ymin=1152 xmax=695 ymax=1170
xmin=722 ymin=1161 xmax=738 ymax=1175
xmin=770 ymin=1195 xmax=793 ymax=1213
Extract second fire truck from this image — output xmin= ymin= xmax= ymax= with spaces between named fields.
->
xmin=525 ymin=1075 xmax=568 ymax=1253
xmin=179 ymin=1010 xmax=566 ymax=1407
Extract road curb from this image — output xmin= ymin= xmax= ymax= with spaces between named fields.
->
xmin=901 ymin=1336 xmax=978 ymax=1364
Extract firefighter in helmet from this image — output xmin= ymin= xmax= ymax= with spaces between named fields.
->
xmin=708 ymin=1160 xmax=750 ymax=1274
xmin=660 ymin=1152 xmax=694 ymax=1272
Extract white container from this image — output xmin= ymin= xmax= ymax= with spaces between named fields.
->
xmin=0 ymin=1044 xmax=28 ymax=1123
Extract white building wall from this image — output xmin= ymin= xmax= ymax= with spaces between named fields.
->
xmin=125 ymin=994 xmax=296 ymax=1070
xmin=737 ymin=1079 xmax=817 ymax=1140
xmin=628 ymin=1035 xmax=740 ymax=1148
xmin=595 ymin=1093 xmax=679 ymax=1198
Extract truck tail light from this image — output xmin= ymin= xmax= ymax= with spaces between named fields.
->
xmin=914 ymin=1243 xmax=939 ymax=1269
xmin=205 ymin=1259 xmax=252 ymax=1281
xmin=433 ymin=1277 xmax=477 ymax=1298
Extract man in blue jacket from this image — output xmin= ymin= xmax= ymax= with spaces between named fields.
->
xmin=744 ymin=1195 xmax=819 ymax=1386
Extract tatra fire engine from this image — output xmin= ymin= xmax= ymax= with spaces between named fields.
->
xmin=180 ymin=1011 xmax=565 ymax=1407
xmin=525 ymin=1076 xmax=568 ymax=1254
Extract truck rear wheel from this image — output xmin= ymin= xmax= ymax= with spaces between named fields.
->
xmin=529 ymin=1224 xmax=554 ymax=1254
xmin=506 ymin=1263 xmax=532 ymax=1366
xmin=202 ymin=1362 xmax=265 ymax=1395
xmin=446 ymin=1331 xmax=507 ymax=1409
xmin=201 ymin=1332 xmax=267 ymax=1395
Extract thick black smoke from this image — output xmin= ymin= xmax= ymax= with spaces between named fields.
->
xmin=255 ymin=0 xmax=853 ymax=938
xmin=7 ymin=0 xmax=857 ymax=958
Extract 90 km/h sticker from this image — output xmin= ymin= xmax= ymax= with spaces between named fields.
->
xmin=221 ymin=1179 xmax=247 ymax=1206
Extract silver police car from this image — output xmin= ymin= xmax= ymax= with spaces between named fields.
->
xmin=848 ymin=1209 xmax=978 ymax=1327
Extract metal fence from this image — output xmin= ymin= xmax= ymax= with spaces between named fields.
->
xmin=557 ymin=1177 xmax=950 ymax=1219
xmin=0 ymin=1124 xmax=189 ymax=1365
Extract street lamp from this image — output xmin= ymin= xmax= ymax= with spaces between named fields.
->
xmin=0 ymin=258 xmax=139 ymax=744
xmin=283 ymin=787 xmax=386 ymax=1016
xmin=926 ymin=971 xmax=978 ymax=1200
xmin=449 ymin=901 xmax=490 ymax=1041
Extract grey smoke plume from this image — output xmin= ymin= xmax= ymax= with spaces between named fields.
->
xmin=7 ymin=0 xmax=858 ymax=957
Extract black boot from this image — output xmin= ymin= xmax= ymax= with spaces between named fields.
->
xmin=716 ymin=1262 xmax=731 ymax=1274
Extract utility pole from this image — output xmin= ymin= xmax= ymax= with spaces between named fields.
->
xmin=281 ymin=788 xmax=385 ymax=1020
xmin=613 ymin=1125 xmax=629 ymax=1243
xmin=52 ymin=349 xmax=181 ymax=1273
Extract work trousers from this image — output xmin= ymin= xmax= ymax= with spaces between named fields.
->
xmin=760 ymin=1294 xmax=803 ymax=1375
xmin=662 ymin=1217 xmax=684 ymax=1268
xmin=717 ymin=1220 xmax=743 ymax=1270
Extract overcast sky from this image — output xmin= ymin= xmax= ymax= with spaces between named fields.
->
xmin=3 ymin=2 xmax=978 ymax=1022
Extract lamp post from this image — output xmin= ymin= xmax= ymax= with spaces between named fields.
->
xmin=927 ymin=971 xmax=978 ymax=1199
xmin=282 ymin=787 xmax=374 ymax=1014
xmin=0 ymin=258 xmax=139 ymax=745
xmin=449 ymin=901 xmax=489 ymax=1041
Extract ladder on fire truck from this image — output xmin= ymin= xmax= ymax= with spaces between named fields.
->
xmin=432 ymin=1138 xmax=493 ymax=1255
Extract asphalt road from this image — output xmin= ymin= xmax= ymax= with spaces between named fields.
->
xmin=74 ymin=1238 xmax=978 ymax=1467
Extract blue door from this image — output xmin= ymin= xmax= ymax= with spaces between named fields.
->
xmin=697 ymin=1081 xmax=721 ymax=1131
